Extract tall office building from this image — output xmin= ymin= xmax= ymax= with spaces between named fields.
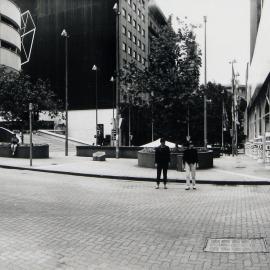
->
xmin=247 ymin=0 xmax=270 ymax=140
xmin=0 ymin=0 xmax=21 ymax=71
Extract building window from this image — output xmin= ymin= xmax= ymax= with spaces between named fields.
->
xmin=128 ymin=0 xmax=131 ymax=6
xmin=128 ymin=31 xmax=132 ymax=40
xmin=142 ymin=0 xmax=145 ymax=8
xmin=128 ymin=46 xmax=132 ymax=55
xmin=122 ymin=42 xmax=127 ymax=52
xmin=137 ymin=9 xmax=141 ymax=17
xmin=133 ymin=51 xmax=137 ymax=59
xmin=133 ymin=3 xmax=136 ymax=12
xmin=142 ymin=29 xmax=145 ymax=37
xmin=137 ymin=39 xmax=141 ymax=47
xmin=142 ymin=43 xmax=145 ymax=51
xmin=137 ymin=24 xmax=141 ymax=33
xmin=128 ymin=14 xmax=132 ymax=23
xmin=122 ymin=8 xmax=126 ymax=18
xmin=123 ymin=59 xmax=127 ymax=66
xmin=137 ymin=54 xmax=141 ymax=62
xmin=132 ymin=19 xmax=137 ymax=28
xmin=122 ymin=25 xmax=127 ymax=35
xmin=132 ymin=35 xmax=137 ymax=44
xmin=142 ymin=14 xmax=145 ymax=22
xmin=142 ymin=58 xmax=146 ymax=65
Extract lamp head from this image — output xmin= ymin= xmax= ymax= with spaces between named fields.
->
xmin=92 ymin=65 xmax=97 ymax=71
xmin=61 ymin=29 xmax=68 ymax=37
xmin=110 ymin=76 xmax=115 ymax=82
xmin=113 ymin=3 xmax=118 ymax=12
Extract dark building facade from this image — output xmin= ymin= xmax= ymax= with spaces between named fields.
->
xmin=16 ymin=0 xmax=117 ymax=110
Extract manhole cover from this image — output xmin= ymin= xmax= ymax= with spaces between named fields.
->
xmin=204 ymin=238 xmax=268 ymax=253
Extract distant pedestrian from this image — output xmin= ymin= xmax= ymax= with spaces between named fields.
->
xmin=10 ymin=134 xmax=19 ymax=156
xmin=183 ymin=141 xmax=198 ymax=190
xmin=155 ymin=138 xmax=170 ymax=189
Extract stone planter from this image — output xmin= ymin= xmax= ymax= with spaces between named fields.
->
xmin=0 ymin=143 xmax=49 ymax=158
xmin=138 ymin=150 xmax=213 ymax=169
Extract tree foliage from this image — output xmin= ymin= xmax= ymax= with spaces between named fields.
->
xmin=120 ymin=18 xmax=202 ymax=145
xmin=0 ymin=67 xmax=62 ymax=130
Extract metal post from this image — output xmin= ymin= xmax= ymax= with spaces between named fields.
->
xmin=203 ymin=16 xmax=207 ymax=149
xmin=29 ymin=103 xmax=33 ymax=166
xmin=61 ymin=29 xmax=69 ymax=156
xmin=128 ymin=104 xmax=131 ymax=146
xmin=187 ymin=103 xmax=190 ymax=138
xmin=222 ymin=98 xmax=224 ymax=148
xmin=113 ymin=2 xmax=121 ymax=158
xmin=92 ymin=65 xmax=98 ymax=145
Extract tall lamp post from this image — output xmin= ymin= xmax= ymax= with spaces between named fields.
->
xmin=61 ymin=29 xmax=69 ymax=156
xmin=113 ymin=2 xmax=121 ymax=158
xmin=110 ymin=76 xmax=115 ymax=146
xmin=229 ymin=60 xmax=237 ymax=156
xmin=203 ymin=16 xmax=207 ymax=149
xmin=92 ymin=64 xmax=98 ymax=145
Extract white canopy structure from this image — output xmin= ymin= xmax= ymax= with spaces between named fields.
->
xmin=141 ymin=138 xmax=176 ymax=148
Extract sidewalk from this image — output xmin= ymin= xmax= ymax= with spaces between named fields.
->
xmin=1 ymin=151 xmax=270 ymax=184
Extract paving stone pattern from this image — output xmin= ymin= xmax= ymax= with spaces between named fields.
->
xmin=0 ymin=170 xmax=270 ymax=269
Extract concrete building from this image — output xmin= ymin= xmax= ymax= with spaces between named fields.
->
xmin=13 ymin=0 xmax=166 ymax=144
xmin=0 ymin=0 xmax=21 ymax=71
xmin=247 ymin=0 xmax=270 ymax=140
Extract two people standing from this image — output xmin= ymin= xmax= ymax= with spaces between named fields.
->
xmin=155 ymin=138 xmax=198 ymax=190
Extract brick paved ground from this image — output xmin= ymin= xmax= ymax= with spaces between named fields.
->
xmin=0 ymin=170 xmax=270 ymax=269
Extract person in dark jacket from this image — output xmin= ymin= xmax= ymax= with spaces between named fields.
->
xmin=155 ymin=138 xmax=170 ymax=189
xmin=183 ymin=141 xmax=198 ymax=190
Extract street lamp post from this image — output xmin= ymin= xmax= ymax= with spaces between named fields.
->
xmin=203 ymin=16 xmax=207 ymax=149
xmin=229 ymin=60 xmax=237 ymax=156
xmin=92 ymin=64 xmax=98 ymax=145
xmin=61 ymin=29 xmax=69 ymax=156
xmin=110 ymin=76 xmax=115 ymax=146
xmin=29 ymin=103 xmax=33 ymax=166
xmin=113 ymin=2 xmax=121 ymax=158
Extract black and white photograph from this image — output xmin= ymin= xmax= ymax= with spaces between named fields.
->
xmin=0 ymin=0 xmax=270 ymax=269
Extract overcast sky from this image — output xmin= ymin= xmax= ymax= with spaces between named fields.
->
xmin=155 ymin=0 xmax=250 ymax=86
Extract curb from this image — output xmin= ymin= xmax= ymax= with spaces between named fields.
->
xmin=0 ymin=164 xmax=270 ymax=185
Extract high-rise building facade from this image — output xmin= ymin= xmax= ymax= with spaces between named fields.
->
xmin=247 ymin=0 xmax=270 ymax=140
xmin=0 ymin=0 xmax=21 ymax=71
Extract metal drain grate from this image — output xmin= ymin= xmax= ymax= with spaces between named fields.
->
xmin=204 ymin=238 xmax=268 ymax=253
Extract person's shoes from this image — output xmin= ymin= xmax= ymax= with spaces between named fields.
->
xmin=185 ymin=187 xmax=190 ymax=190
xmin=192 ymin=186 xmax=197 ymax=190
xmin=164 ymin=186 xmax=168 ymax=189
xmin=155 ymin=186 xmax=159 ymax=189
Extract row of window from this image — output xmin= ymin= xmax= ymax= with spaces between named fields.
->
xmin=122 ymin=7 xmax=145 ymax=23
xmin=125 ymin=0 xmax=146 ymax=10
xmin=0 ymin=39 xmax=20 ymax=55
xmin=122 ymin=20 xmax=145 ymax=38
xmin=0 ymin=14 xmax=20 ymax=32
xmin=122 ymin=26 xmax=146 ymax=50
xmin=122 ymin=43 xmax=146 ymax=65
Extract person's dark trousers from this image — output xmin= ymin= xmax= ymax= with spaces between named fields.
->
xmin=156 ymin=163 xmax=168 ymax=185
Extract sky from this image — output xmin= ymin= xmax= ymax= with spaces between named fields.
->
xmin=155 ymin=0 xmax=250 ymax=86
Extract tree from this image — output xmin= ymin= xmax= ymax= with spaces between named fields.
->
xmin=120 ymin=18 xmax=202 ymax=145
xmin=0 ymin=67 xmax=62 ymax=132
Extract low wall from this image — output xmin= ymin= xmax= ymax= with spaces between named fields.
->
xmin=138 ymin=151 xmax=213 ymax=169
xmin=0 ymin=143 xmax=49 ymax=158
xmin=77 ymin=146 xmax=143 ymax=159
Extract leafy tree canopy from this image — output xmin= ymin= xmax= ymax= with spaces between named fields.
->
xmin=0 ymin=67 xmax=62 ymax=130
